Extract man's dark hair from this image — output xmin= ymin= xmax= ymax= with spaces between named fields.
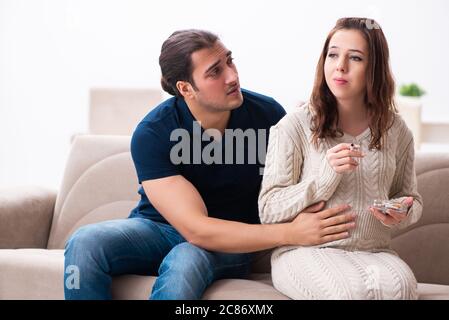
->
xmin=159 ymin=29 xmax=219 ymax=97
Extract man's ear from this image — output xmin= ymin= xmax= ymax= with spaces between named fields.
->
xmin=176 ymin=81 xmax=194 ymax=99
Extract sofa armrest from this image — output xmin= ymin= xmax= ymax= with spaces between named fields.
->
xmin=0 ymin=186 xmax=57 ymax=248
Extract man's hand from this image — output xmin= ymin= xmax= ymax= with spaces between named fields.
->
xmin=285 ymin=202 xmax=356 ymax=246
xmin=326 ymin=143 xmax=365 ymax=174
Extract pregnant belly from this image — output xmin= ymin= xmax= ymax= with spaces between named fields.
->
xmin=320 ymin=209 xmax=392 ymax=251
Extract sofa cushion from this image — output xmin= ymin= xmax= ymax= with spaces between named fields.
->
xmin=417 ymin=283 xmax=449 ymax=300
xmin=0 ymin=186 xmax=56 ymax=248
xmin=203 ymin=274 xmax=289 ymax=300
xmin=1 ymin=249 xmax=448 ymax=300
xmin=0 ymin=249 xmax=64 ymax=299
xmin=391 ymin=153 xmax=449 ymax=285
xmin=0 ymin=249 xmax=286 ymax=300
xmin=89 ymin=88 xmax=162 ymax=136
xmin=47 ymin=135 xmax=139 ymax=249
xmin=111 ymin=274 xmax=289 ymax=300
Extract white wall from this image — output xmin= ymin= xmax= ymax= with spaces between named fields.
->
xmin=1 ymin=0 xmax=448 ymax=189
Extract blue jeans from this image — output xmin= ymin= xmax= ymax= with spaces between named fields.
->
xmin=64 ymin=217 xmax=254 ymax=300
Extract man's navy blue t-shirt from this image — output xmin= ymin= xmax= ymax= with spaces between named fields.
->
xmin=129 ymin=89 xmax=286 ymax=225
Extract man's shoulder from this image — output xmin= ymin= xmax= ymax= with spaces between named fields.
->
xmin=241 ymin=88 xmax=283 ymax=110
xmin=139 ymin=96 xmax=179 ymax=126
xmin=132 ymin=97 xmax=180 ymax=142
xmin=241 ymin=88 xmax=286 ymax=123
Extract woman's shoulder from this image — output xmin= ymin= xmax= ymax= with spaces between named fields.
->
xmin=274 ymin=101 xmax=313 ymax=137
xmin=389 ymin=112 xmax=414 ymax=142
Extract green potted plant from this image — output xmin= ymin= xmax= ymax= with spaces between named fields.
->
xmin=399 ymin=83 xmax=426 ymax=97
xmin=396 ymin=83 xmax=426 ymax=148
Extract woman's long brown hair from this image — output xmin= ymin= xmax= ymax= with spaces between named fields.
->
xmin=310 ymin=17 xmax=397 ymax=150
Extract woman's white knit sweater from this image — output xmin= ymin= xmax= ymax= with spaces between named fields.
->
xmin=258 ymin=104 xmax=423 ymax=299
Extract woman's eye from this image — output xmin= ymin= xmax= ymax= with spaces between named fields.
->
xmin=350 ymin=56 xmax=362 ymax=62
xmin=327 ymin=53 xmax=337 ymax=58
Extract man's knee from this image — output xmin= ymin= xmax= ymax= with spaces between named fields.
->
xmin=159 ymin=242 xmax=213 ymax=278
xmin=65 ymin=224 xmax=98 ymax=253
xmin=64 ymin=222 xmax=117 ymax=263
xmin=151 ymin=243 xmax=214 ymax=300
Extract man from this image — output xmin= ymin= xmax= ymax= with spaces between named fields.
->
xmin=64 ymin=29 xmax=356 ymax=300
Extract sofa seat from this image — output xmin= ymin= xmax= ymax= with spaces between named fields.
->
xmin=0 ymin=249 xmax=63 ymax=299
xmin=1 ymin=249 xmax=448 ymax=300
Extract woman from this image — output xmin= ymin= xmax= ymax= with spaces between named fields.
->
xmin=258 ymin=17 xmax=422 ymax=299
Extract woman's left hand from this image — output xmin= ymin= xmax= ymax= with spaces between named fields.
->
xmin=369 ymin=197 xmax=414 ymax=227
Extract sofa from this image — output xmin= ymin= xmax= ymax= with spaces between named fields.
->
xmin=1 ymin=134 xmax=449 ymax=299
xmin=88 ymin=88 xmax=163 ymax=136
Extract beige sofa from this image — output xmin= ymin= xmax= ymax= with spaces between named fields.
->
xmin=1 ymin=134 xmax=449 ymax=299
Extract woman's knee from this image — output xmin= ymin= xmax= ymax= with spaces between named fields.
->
xmin=394 ymin=269 xmax=418 ymax=300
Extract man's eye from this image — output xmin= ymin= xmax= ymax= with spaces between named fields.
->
xmin=210 ymin=68 xmax=220 ymax=76
xmin=227 ymin=57 xmax=235 ymax=65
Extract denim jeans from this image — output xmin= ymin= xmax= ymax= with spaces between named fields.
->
xmin=64 ymin=217 xmax=254 ymax=300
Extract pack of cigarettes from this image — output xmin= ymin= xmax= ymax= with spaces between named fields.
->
xmin=372 ymin=199 xmax=408 ymax=214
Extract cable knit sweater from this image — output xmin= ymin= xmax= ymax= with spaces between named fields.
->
xmin=258 ymin=104 xmax=423 ymax=299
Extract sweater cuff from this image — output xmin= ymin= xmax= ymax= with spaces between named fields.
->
xmin=317 ymin=158 xmax=343 ymax=196
xmin=390 ymin=197 xmax=413 ymax=230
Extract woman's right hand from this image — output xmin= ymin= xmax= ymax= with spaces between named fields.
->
xmin=326 ymin=143 xmax=365 ymax=174
xmin=286 ymin=202 xmax=356 ymax=246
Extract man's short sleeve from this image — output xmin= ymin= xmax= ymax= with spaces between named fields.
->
xmin=131 ymin=122 xmax=180 ymax=183
xmin=269 ymin=98 xmax=287 ymax=125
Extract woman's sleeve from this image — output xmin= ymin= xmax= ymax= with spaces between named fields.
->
xmin=389 ymin=131 xmax=423 ymax=230
xmin=258 ymin=123 xmax=342 ymax=224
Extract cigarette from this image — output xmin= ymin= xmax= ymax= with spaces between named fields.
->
xmin=349 ymin=143 xmax=361 ymax=163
